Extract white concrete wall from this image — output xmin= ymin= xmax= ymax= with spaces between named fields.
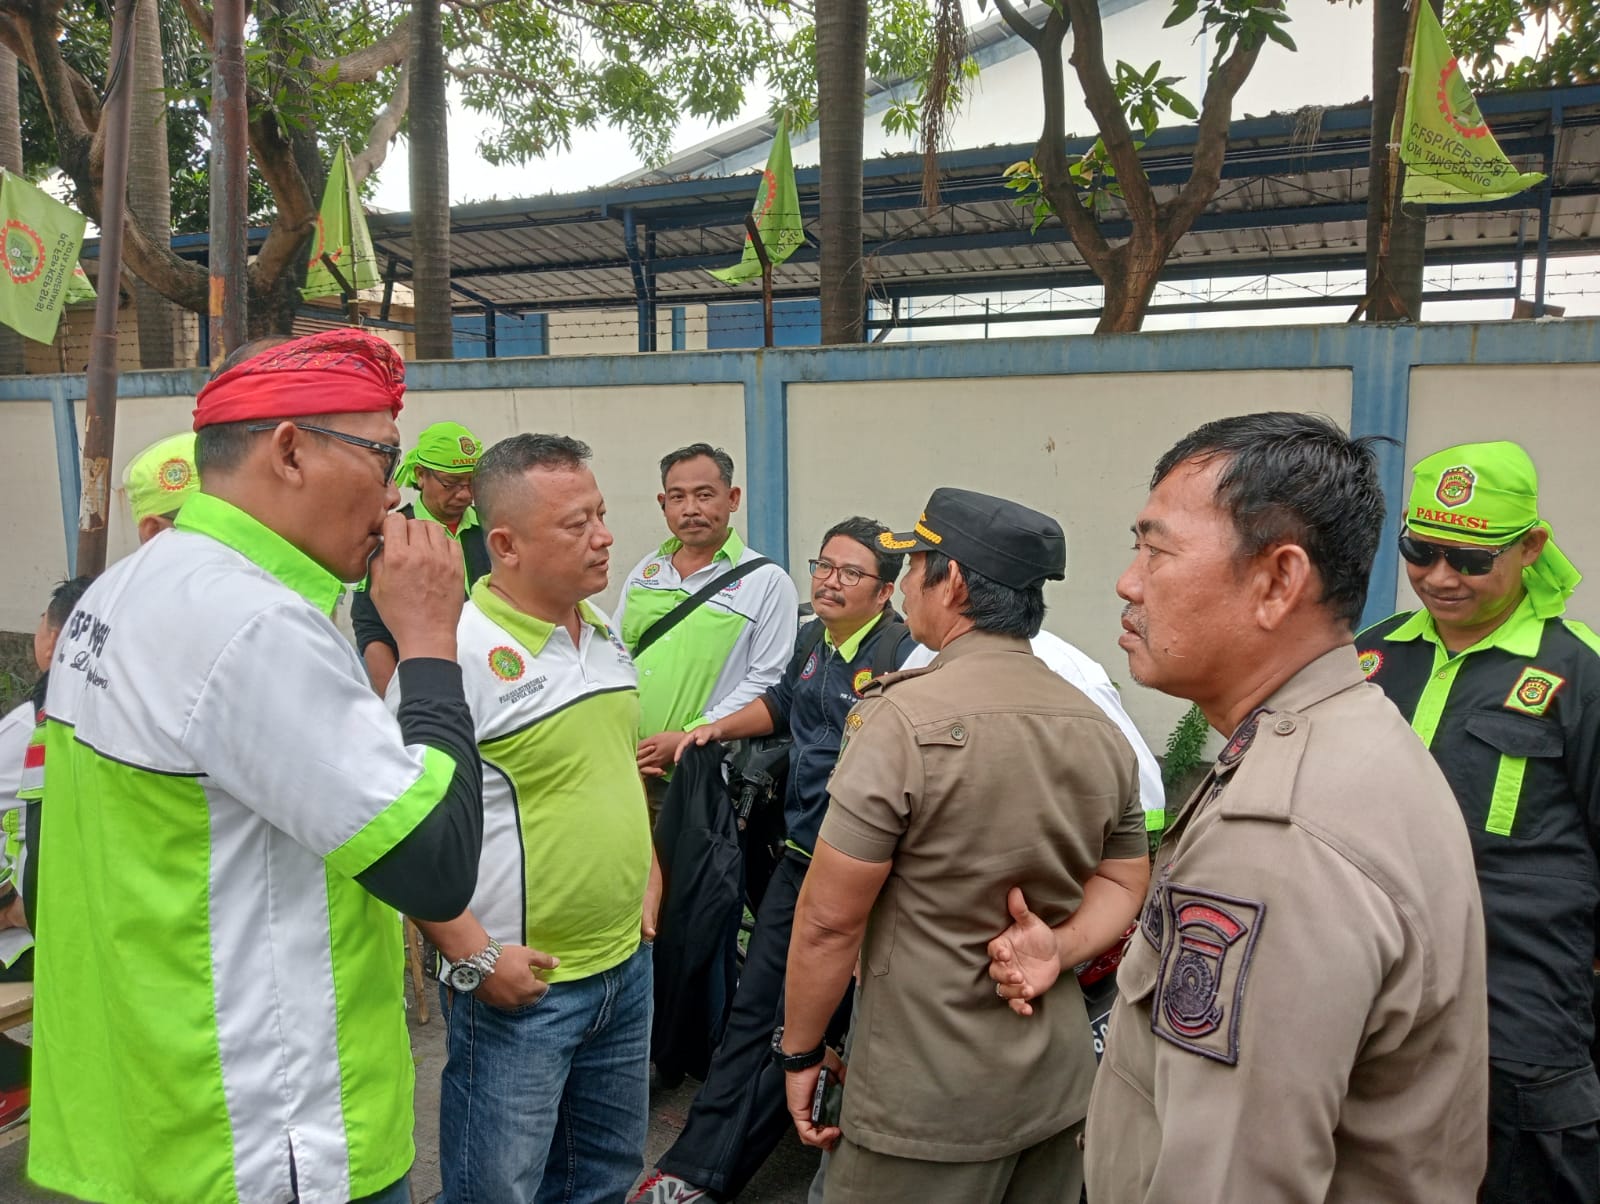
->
xmin=786 ymin=369 xmax=1353 ymax=749
xmin=1399 ymin=365 xmax=1600 ymax=632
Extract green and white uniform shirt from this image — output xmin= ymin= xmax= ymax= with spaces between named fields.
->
xmin=614 ymin=530 xmax=799 ymax=736
xmin=0 ymin=702 xmax=34 ymax=969
xmin=31 ymin=493 xmax=460 ymax=1204
xmin=443 ymin=582 xmax=652 ymax=979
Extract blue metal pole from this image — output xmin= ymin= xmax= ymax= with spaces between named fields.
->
xmin=50 ymin=381 xmax=83 ymax=578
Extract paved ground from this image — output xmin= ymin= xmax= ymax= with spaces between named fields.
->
xmin=0 ymin=981 xmax=818 ymax=1204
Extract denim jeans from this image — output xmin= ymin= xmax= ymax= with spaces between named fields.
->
xmin=437 ymin=942 xmax=652 ymax=1204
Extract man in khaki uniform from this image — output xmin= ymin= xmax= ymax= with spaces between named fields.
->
xmin=1083 ymin=412 xmax=1489 ymax=1201
xmin=776 ymin=488 xmax=1150 ymax=1204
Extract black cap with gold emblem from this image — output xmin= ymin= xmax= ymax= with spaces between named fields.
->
xmin=879 ymin=487 xmax=1066 ymax=589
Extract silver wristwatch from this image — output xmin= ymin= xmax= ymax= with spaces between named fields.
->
xmin=446 ymin=939 xmax=503 ymax=993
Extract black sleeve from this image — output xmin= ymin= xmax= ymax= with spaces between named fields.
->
xmin=349 ymin=587 xmax=398 ymax=658
xmin=354 ymin=658 xmax=484 ymax=921
xmin=21 ymin=801 xmax=38 ymax=930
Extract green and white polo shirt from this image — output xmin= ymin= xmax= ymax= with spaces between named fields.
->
xmin=614 ymin=529 xmax=798 ymax=736
xmin=0 ymin=702 xmax=34 ymax=969
xmin=31 ymin=493 xmax=457 ymax=1204
xmin=435 ymin=581 xmax=652 ymax=980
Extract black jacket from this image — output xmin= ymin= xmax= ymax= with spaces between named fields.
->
xmin=651 ymin=741 xmax=744 ymax=1082
xmin=350 ymin=502 xmax=491 ymax=655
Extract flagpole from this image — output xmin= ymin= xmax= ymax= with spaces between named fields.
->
xmin=745 ymin=213 xmax=775 ymax=348
xmin=76 ymin=0 xmax=136 ymax=577
xmin=1378 ymin=0 xmax=1425 ymax=267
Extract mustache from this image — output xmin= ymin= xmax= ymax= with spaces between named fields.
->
xmin=815 ymin=590 xmax=846 ymax=606
xmin=1121 ymin=603 xmax=1147 ymax=638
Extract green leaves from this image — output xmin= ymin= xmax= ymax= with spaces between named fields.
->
xmin=1163 ymin=0 xmax=1296 ymax=63
xmin=1446 ymin=0 xmax=1600 ymax=89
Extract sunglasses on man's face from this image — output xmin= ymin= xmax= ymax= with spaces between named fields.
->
xmin=1397 ymin=531 xmax=1517 ymax=577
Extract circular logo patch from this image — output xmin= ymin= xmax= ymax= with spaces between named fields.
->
xmin=458 ymin=436 xmax=477 ymax=456
xmin=158 ymin=457 xmax=192 ymax=493
xmin=642 ymin=563 xmax=661 ymax=579
xmin=1437 ymin=57 xmax=1490 ymax=139
xmin=800 ymin=651 xmax=818 ymax=681
xmin=3 ymin=220 xmax=44 ymax=285
xmin=1435 ymin=465 xmax=1476 ymax=509
xmin=852 ymin=668 xmax=873 ymax=696
xmin=1358 ymin=649 xmax=1384 ymax=679
xmin=488 ymin=646 xmax=525 ymax=682
xmin=721 ymin=578 xmax=744 ymax=595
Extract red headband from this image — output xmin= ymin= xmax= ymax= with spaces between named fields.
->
xmin=193 ymin=329 xmax=407 ymax=431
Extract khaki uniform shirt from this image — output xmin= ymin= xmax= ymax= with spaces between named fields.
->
xmin=820 ymin=630 xmax=1147 ymax=1163
xmin=1085 ymin=647 xmax=1489 ymax=1203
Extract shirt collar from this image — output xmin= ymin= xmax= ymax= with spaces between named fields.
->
xmin=470 ymin=578 xmax=607 ymax=657
xmin=826 ymin=610 xmax=886 ymax=661
xmin=1261 ymin=644 xmax=1368 ymax=714
xmin=176 ymin=493 xmax=344 ymax=617
xmin=929 ymin=629 xmax=1032 ymax=664
xmin=656 ymin=527 xmax=746 ymax=566
xmin=412 ymin=494 xmax=478 ymax=536
xmin=1386 ymin=594 xmax=1545 ymax=659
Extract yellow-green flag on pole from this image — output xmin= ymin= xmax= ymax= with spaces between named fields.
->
xmin=303 ymin=143 xmax=380 ymax=300
xmin=64 ymin=262 xmax=96 ymax=305
xmin=1400 ymin=4 xmax=1545 ymax=204
xmin=710 ymin=116 xmax=804 ymax=285
xmin=0 ymin=170 xmax=88 ymax=343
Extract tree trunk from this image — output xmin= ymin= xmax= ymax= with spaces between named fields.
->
xmin=0 ymin=45 xmax=23 ymax=373
xmin=1365 ymin=0 xmax=1436 ymax=321
xmin=410 ymin=0 xmax=452 ymax=359
xmin=129 ymin=0 xmax=178 ymax=366
xmin=1096 ymin=242 xmax=1165 ymax=333
xmin=817 ymin=0 xmax=868 ymax=345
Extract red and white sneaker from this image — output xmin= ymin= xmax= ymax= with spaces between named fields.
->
xmin=0 ymin=1085 xmax=29 ymax=1132
xmin=629 ymin=1170 xmax=709 ymax=1203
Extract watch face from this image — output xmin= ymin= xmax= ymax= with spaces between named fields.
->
xmin=448 ymin=963 xmax=482 ymax=993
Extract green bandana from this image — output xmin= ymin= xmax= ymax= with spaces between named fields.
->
xmin=122 ymin=432 xmax=200 ymax=523
xmin=1407 ymin=440 xmax=1581 ymax=618
xmin=396 ymin=421 xmax=482 ymax=489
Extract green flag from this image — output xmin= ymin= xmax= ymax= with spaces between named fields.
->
xmin=64 ymin=262 xmax=96 ymax=305
xmin=1400 ymin=4 xmax=1544 ymax=204
xmin=303 ymin=143 xmax=379 ymax=300
xmin=710 ymin=116 xmax=804 ymax=285
xmin=0 ymin=170 xmax=87 ymax=343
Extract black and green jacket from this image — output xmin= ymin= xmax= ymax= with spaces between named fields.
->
xmin=1359 ymin=597 xmax=1600 ymax=1067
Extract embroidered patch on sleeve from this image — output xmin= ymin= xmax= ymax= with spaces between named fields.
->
xmin=1151 ymin=884 xmax=1266 ymax=1065
xmin=1503 ymin=666 xmax=1566 ymax=717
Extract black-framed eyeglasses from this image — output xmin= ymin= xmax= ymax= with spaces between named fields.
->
xmin=809 ymin=558 xmax=882 ymax=588
xmin=1398 ymin=531 xmax=1517 ymax=577
xmin=247 ymin=422 xmax=402 ymax=485
xmin=420 ymin=467 xmax=475 ymax=495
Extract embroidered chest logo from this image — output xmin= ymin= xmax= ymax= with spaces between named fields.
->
xmin=488 ymin=646 xmax=525 ymax=682
xmin=158 ymin=457 xmax=193 ymax=492
xmin=1153 ymin=885 xmax=1265 ymax=1065
xmin=1504 ymin=666 xmax=1565 ymax=717
xmin=801 ymin=650 xmax=819 ymax=680
xmin=1358 ymin=649 xmax=1384 ymax=679
xmin=721 ymin=578 xmax=744 ymax=595
xmin=1435 ymin=465 xmax=1476 ymax=509
xmin=642 ymin=562 xmax=661 ymax=580
xmin=852 ymin=668 xmax=873 ymax=696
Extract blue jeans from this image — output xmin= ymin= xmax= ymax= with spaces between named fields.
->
xmin=437 ymin=942 xmax=652 ymax=1204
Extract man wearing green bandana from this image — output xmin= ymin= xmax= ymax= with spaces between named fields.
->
xmin=1360 ymin=441 xmax=1600 ymax=1203
xmin=353 ymin=421 xmax=491 ymax=693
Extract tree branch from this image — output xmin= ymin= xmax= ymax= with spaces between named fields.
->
xmin=308 ymin=14 xmax=407 ymax=84
xmin=350 ymin=59 xmax=407 ymax=183
xmin=178 ymin=0 xmax=213 ymax=49
xmin=1160 ymin=26 xmax=1267 ymax=241
xmin=991 ymin=0 xmax=1043 ymax=51
xmin=1029 ymin=5 xmax=1111 ymax=273
xmin=1062 ymin=0 xmax=1157 ymax=229
xmin=246 ymin=108 xmax=316 ymax=286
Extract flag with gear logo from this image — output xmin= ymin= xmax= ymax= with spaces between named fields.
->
xmin=0 ymin=170 xmax=88 ymax=343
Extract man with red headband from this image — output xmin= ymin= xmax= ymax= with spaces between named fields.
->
xmin=28 ymin=330 xmax=485 ymax=1204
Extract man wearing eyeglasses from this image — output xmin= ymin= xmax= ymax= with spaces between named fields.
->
xmin=1360 ymin=440 xmax=1600 ymax=1203
xmin=634 ymin=516 xmax=915 ymax=1204
xmin=27 ymin=330 xmax=485 ymax=1204
xmin=353 ymin=420 xmax=490 ymax=694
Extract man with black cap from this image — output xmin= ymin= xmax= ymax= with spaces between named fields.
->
xmin=775 ymin=488 xmax=1149 ymax=1203
xmin=1360 ymin=440 xmax=1600 ymax=1202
